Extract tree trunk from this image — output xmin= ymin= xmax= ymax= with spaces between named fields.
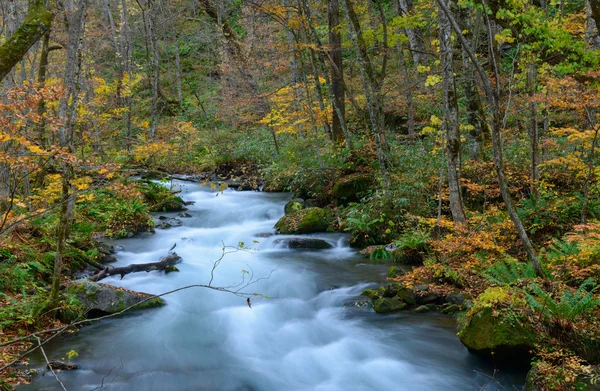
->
xmin=527 ymin=63 xmax=540 ymax=197
xmin=458 ymin=6 xmax=486 ymax=160
xmin=90 ymin=253 xmax=182 ymax=281
xmin=0 ymin=0 xmax=52 ymax=82
xmin=439 ymin=0 xmax=466 ymax=223
xmin=341 ymin=0 xmax=389 ymax=189
xmin=328 ymin=0 xmax=346 ymax=146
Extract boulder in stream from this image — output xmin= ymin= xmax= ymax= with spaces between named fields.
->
xmin=68 ymin=280 xmax=164 ymax=317
xmin=272 ymin=238 xmax=332 ymax=250
xmin=156 ymin=217 xmax=183 ymax=229
xmin=284 ymin=198 xmax=304 ymax=215
xmin=459 ymin=287 xmax=535 ymax=364
xmin=274 ymin=207 xmax=332 ymax=234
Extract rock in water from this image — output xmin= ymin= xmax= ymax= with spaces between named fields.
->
xmin=274 ymin=208 xmax=331 ymax=234
xmin=48 ymin=360 xmax=79 ymax=371
xmin=272 ymin=238 xmax=332 ymax=250
xmin=459 ymin=307 xmax=535 ymax=363
xmin=284 ymin=198 xmax=304 ymax=215
xmin=373 ymin=297 xmax=407 ymax=313
xmin=68 ymin=280 xmax=164 ymax=317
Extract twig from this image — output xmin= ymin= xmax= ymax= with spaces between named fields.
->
xmin=35 ymin=336 xmax=68 ymax=391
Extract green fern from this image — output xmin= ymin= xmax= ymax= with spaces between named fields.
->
xmin=484 ymin=258 xmax=538 ymax=286
xmin=525 ymin=279 xmax=600 ymax=326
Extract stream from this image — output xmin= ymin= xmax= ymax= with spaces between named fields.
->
xmin=21 ymin=181 xmax=526 ymax=390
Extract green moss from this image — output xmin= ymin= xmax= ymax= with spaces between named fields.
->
xmin=274 ymin=207 xmax=331 ymax=234
xmin=459 ymin=306 xmax=536 ymax=352
xmin=332 ymin=174 xmax=373 ymax=204
xmin=362 ymin=289 xmax=381 ymax=300
xmin=137 ymin=181 xmax=184 ymax=212
xmin=284 ymin=199 xmax=304 ymax=215
xmin=373 ymin=297 xmax=407 ymax=313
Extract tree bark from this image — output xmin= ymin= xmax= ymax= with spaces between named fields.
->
xmin=527 ymin=63 xmax=540 ymax=197
xmin=89 ymin=253 xmax=182 ymax=281
xmin=341 ymin=0 xmax=389 ymax=189
xmin=439 ymin=0 xmax=466 ymax=223
xmin=0 ymin=0 xmax=52 ymax=82
xmin=328 ymin=0 xmax=346 ymax=146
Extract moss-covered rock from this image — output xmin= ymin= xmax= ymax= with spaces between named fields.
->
xmin=362 ymin=288 xmax=382 ymax=300
xmin=373 ymin=297 xmax=407 ymax=313
xmin=68 ymin=280 xmax=164 ymax=317
xmin=284 ymin=198 xmax=304 ymax=215
xmin=137 ymin=181 xmax=184 ymax=212
xmin=414 ymin=305 xmax=431 ymax=313
xmin=274 ymin=207 xmax=331 ymax=234
xmin=459 ymin=306 xmax=536 ymax=361
xmin=332 ymin=174 xmax=373 ymax=204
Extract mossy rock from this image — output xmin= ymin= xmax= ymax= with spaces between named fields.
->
xmin=137 ymin=181 xmax=184 ymax=212
xmin=332 ymin=174 xmax=373 ymax=204
xmin=373 ymin=297 xmax=407 ymax=313
xmin=284 ymin=199 xmax=304 ymax=215
xmin=274 ymin=207 xmax=331 ymax=234
xmin=459 ymin=306 xmax=536 ymax=363
xmin=361 ymin=289 xmax=381 ymax=300
xmin=68 ymin=281 xmax=164 ymax=317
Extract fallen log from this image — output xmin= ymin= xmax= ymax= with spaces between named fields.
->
xmin=89 ymin=253 xmax=182 ymax=282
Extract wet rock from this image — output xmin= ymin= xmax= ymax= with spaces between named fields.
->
xmin=415 ymin=284 xmax=430 ymax=292
xmin=442 ymin=304 xmax=460 ymax=314
xmin=361 ymin=289 xmax=381 ymax=300
xmin=415 ymin=291 xmax=443 ymax=305
xmin=68 ymin=280 xmax=164 ymax=317
xmin=177 ymin=212 xmax=192 ymax=218
xmin=414 ymin=305 xmax=431 ymax=313
xmin=459 ymin=306 xmax=535 ymax=362
xmin=284 ymin=198 xmax=304 ymax=215
xmin=274 ymin=207 xmax=332 ymax=234
xmin=304 ymin=199 xmax=318 ymax=208
xmin=446 ymin=293 xmax=466 ymax=306
xmin=272 ymin=238 xmax=332 ymax=250
xmin=254 ymin=232 xmax=274 ymax=238
xmin=156 ymin=218 xmax=182 ymax=229
xmin=48 ymin=360 xmax=79 ymax=371
xmin=373 ymin=297 xmax=407 ymax=313
xmin=396 ymin=286 xmax=416 ymax=305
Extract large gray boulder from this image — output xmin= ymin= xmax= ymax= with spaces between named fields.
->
xmin=68 ymin=280 xmax=164 ymax=316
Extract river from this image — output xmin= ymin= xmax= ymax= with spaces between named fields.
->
xmin=20 ymin=181 xmax=526 ymax=390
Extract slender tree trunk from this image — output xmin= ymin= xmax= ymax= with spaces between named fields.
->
xmin=328 ymin=0 xmax=346 ymax=146
xmin=439 ymin=0 xmax=466 ymax=223
xmin=581 ymin=107 xmax=600 ymax=224
xmin=458 ymin=6 xmax=486 ymax=160
xmin=342 ymin=0 xmax=389 ymax=189
xmin=398 ymin=0 xmax=423 ymax=66
xmin=528 ymin=63 xmax=540 ymax=197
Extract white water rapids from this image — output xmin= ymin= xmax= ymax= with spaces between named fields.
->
xmin=20 ymin=181 xmax=525 ymax=390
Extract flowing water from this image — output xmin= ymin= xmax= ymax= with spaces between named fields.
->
xmin=21 ymin=181 xmax=526 ymax=391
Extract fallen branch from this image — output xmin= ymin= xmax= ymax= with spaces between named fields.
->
xmin=89 ymin=253 xmax=182 ymax=282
